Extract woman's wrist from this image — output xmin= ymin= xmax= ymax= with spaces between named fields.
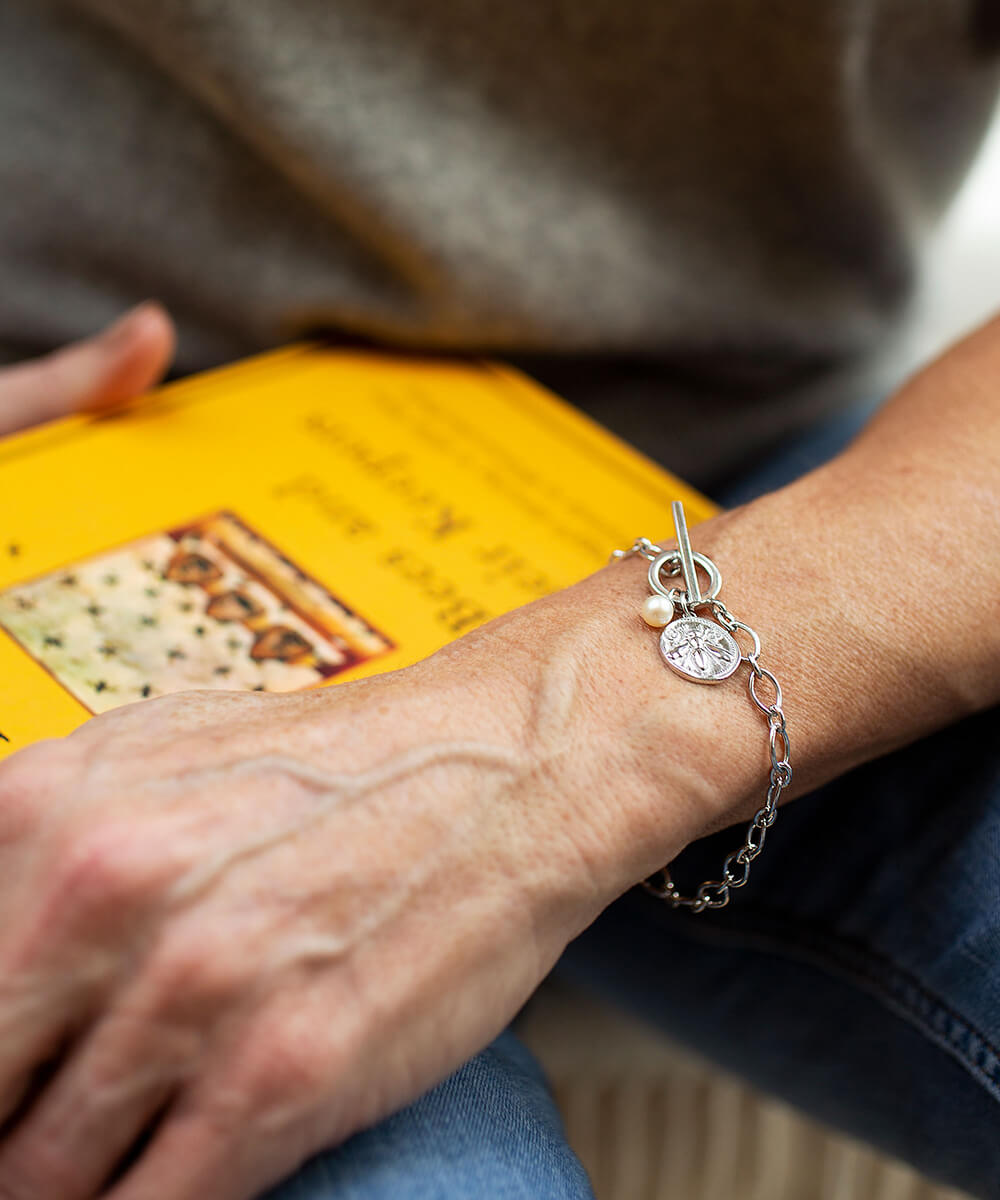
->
xmin=435 ymin=529 xmax=762 ymax=902
xmin=381 ymin=316 xmax=1000 ymax=913
xmin=466 ymin=445 xmax=995 ymax=907
xmin=570 ymin=448 xmax=997 ymax=889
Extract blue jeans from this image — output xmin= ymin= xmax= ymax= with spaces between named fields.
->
xmin=265 ymin=404 xmax=1000 ymax=1199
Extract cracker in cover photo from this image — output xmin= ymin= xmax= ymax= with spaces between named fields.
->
xmin=0 ymin=512 xmax=393 ymax=713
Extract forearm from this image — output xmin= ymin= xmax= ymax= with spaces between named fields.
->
xmin=712 ymin=310 xmax=1000 ymax=782
xmin=467 ymin=313 xmax=1000 ymax=900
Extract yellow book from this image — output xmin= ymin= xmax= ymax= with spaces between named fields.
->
xmin=0 ymin=345 xmax=716 ymax=759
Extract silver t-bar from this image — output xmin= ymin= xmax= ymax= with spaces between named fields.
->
xmin=671 ymin=500 xmax=702 ymax=605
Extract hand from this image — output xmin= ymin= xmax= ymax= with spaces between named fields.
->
xmin=2 ymin=304 xmax=998 ymax=1200
xmin=0 ymin=303 xmax=175 ymax=437
xmin=0 ymin=600 xmax=702 ymax=1200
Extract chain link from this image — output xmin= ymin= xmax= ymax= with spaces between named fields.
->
xmin=612 ymin=541 xmax=792 ymax=914
xmin=610 ymin=537 xmax=663 ymax=563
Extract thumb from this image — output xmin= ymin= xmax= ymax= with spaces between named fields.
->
xmin=0 ymin=302 xmax=176 ymax=437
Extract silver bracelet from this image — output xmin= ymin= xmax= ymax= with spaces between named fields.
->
xmin=610 ymin=502 xmax=792 ymax=913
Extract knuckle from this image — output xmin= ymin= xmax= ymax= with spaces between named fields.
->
xmin=241 ymin=1021 xmax=333 ymax=1107
xmin=52 ymin=825 xmax=156 ymax=914
xmin=0 ymin=743 xmax=64 ymax=821
xmin=149 ymin=937 xmax=247 ymax=1009
xmin=0 ymin=752 xmax=43 ymax=804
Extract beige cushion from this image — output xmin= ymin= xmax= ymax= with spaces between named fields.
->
xmin=519 ymin=980 xmax=971 ymax=1200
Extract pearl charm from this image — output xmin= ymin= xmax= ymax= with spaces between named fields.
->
xmin=641 ymin=594 xmax=674 ymax=628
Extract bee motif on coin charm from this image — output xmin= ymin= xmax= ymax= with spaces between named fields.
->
xmin=658 ymin=616 xmax=740 ymax=684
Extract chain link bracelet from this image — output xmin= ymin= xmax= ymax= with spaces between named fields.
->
xmin=610 ymin=502 xmax=792 ymax=913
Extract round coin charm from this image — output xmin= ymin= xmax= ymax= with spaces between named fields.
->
xmin=658 ymin=616 xmax=741 ymax=684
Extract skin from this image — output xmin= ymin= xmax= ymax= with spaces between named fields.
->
xmin=0 ymin=303 xmax=174 ymax=437
xmin=0 ymin=305 xmax=997 ymax=1198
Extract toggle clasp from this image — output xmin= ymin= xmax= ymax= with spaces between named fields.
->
xmin=646 ymin=501 xmax=722 ymax=610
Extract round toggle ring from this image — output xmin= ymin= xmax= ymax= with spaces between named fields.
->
xmin=647 ymin=549 xmax=722 ymax=607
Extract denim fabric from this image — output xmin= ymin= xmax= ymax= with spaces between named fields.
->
xmin=261 ymin=1031 xmax=594 ymax=1200
xmin=564 ymin=705 xmax=1000 ymax=1197
xmin=264 ymin=401 xmax=1000 ymax=1198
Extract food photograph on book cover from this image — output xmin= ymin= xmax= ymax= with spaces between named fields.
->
xmin=0 ymin=510 xmax=393 ymax=714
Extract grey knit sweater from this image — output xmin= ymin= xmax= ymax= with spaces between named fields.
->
xmin=1 ymin=1 xmax=998 ymax=481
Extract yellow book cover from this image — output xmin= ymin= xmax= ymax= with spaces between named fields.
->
xmin=0 ymin=345 xmax=716 ymax=759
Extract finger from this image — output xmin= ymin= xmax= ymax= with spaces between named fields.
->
xmin=0 ymin=747 xmax=94 ymax=1123
xmin=0 ymin=823 xmax=165 ymax=1126
xmin=0 ymin=1046 xmax=64 ymax=1138
xmin=101 ymin=1095 xmax=291 ymax=1200
xmin=0 ymin=1006 xmax=184 ymax=1200
xmin=0 ymin=740 xmax=77 ymax=891
xmin=0 ymin=968 xmax=83 ymax=1129
xmin=0 ymin=302 xmax=175 ymax=436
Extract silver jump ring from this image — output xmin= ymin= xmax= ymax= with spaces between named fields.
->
xmin=647 ymin=550 xmax=722 ymax=607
